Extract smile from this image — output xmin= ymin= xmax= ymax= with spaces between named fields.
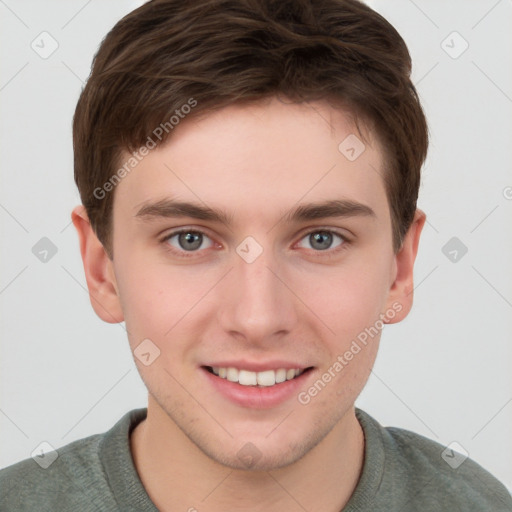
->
xmin=206 ymin=366 xmax=307 ymax=387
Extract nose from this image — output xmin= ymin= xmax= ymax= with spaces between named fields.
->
xmin=217 ymin=246 xmax=299 ymax=346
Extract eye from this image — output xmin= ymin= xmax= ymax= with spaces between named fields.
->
xmin=164 ymin=229 xmax=214 ymax=252
xmin=296 ymin=230 xmax=346 ymax=251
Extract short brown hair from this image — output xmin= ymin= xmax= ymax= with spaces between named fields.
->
xmin=73 ymin=0 xmax=428 ymax=257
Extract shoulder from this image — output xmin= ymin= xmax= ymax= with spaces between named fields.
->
xmin=0 ymin=409 xmax=145 ymax=512
xmin=0 ymin=433 xmax=113 ymax=512
xmin=355 ymin=408 xmax=512 ymax=511
xmin=388 ymin=425 xmax=510 ymax=504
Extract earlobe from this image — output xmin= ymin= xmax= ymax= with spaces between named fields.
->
xmin=71 ymin=205 xmax=124 ymax=324
xmin=384 ymin=209 xmax=426 ymax=324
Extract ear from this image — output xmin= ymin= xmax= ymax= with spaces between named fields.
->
xmin=71 ymin=205 xmax=124 ymax=324
xmin=383 ymin=209 xmax=426 ymax=324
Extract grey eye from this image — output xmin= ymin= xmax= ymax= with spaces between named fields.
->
xmin=310 ymin=231 xmax=333 ymax=250
xmin=167 ymin=231 xmax=213 ymax=252
xmin=179 ymin=232 xmax=203 ymax=250
xmin=297 ymin=231 xmax=344 ymax=251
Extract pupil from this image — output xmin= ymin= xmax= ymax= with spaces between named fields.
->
xmin=179 ymin=232 xmax=202 ymax=250
xmin=310 ymin=231 xmax=332 ymax=250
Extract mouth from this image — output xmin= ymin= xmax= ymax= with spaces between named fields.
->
xmin=201 ymin=360 xmax=315 ymax=408
xmin=203 ymin=365 xmax=313 ymax=388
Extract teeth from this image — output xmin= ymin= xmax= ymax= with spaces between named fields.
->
xmin=275 ymin=368 xmax=287 ymax=383
xmin=257 ymin=370 xmax=275 ymax=386
xmin=210 ymin=366 xmax=304 ymax=387
xmin=226 ymin=367 xmax=239 ymax=382
xmin=239 ymin=370 xmax=257 ymax=386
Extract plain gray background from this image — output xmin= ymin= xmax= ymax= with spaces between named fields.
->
xmin=1 ymin=0 xmax=511 ymax=492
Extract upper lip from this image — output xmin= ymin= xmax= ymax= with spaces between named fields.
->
xmin=202 ymin=360 xmax=312 ymax=372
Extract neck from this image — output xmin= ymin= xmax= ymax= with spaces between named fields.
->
xmin=130 ymin=396 xmax=365 ymax=512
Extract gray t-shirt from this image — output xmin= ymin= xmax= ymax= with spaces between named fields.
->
xmin=0 ymin=407 xmax=510 ymax=511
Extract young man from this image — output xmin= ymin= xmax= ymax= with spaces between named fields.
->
xmin=1 ymin=0 xmax=510 ymax=510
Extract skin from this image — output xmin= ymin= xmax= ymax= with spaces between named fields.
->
xmin=72 ymin=97 xmax=425 ymax=512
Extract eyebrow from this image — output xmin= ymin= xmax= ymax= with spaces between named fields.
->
xmin=134 ymin=198 xmax=376 ymax=225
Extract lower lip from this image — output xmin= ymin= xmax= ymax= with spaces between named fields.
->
xmin=201 ymin=367 xmax=313 ymax=409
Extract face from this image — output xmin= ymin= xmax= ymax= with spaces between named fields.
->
xmin=78 ymin=97 xmax=422 ymax=471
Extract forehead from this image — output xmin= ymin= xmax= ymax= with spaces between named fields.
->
xmin=114 ymin=98 xmax=388 ymax=225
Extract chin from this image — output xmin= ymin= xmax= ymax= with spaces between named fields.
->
xmin=207 ymin=443 xmax=309 ymax=472
xmin=194 ymin=424 xmax=331 ymax=472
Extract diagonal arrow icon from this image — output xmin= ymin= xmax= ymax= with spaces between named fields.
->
xmin=338 ymin=134 xmax=365 ymax=161
xmin=441 ymin=441 xmax=468 ymax=469
xmin=32 ymin=237 xmax=58 ymax=263
xmin=134 ymin=338 xmax=161 ymax=366
xmin=236 ymin=236 xmax=263 ymax=263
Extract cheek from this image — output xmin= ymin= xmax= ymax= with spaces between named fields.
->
xmin=114 ymin=255 xmax=220 ymax=351
xmin=298 ymin=256 xmax=391 ymax=344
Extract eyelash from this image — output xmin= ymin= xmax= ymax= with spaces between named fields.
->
xmin=160 ymin=227 xmax=351 ymax=259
